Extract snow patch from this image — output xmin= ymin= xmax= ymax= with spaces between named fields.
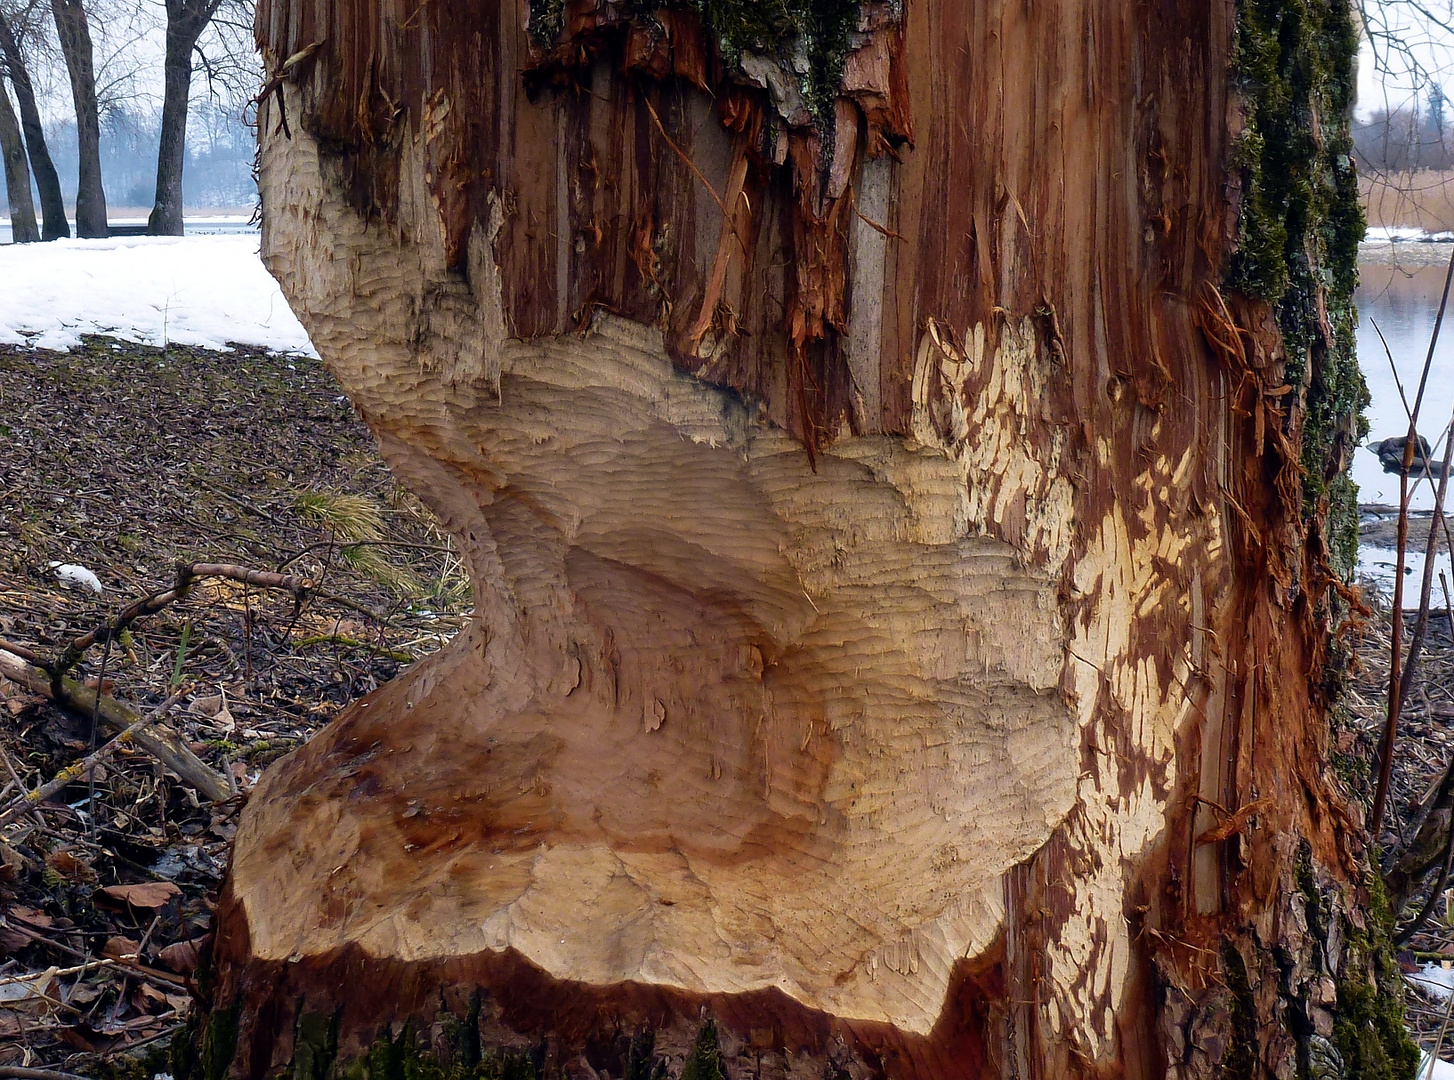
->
xmin=48 ymin=563 xmax=103 ymax=595
xmin=1411 ymin=964 xmax=1454 ymax=1002
xmin=0 ymin=235 xmax=315 ymax=355
xmin=1366 ymin=225 xmax=1454 ymax=244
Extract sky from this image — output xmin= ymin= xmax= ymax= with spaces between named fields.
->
xmin=1359 ymin=2 xmax=1454 ymax=118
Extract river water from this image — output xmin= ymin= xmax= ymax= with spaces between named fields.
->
xmin=0 ymin=215 xmax=257 ymax=246
xmin=1356 ymin=242 xmax=1454 ymax=599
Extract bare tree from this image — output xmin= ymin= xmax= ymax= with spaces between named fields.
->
xmin=51 ymin=0 xmax=106 ymax=237
xmin=0 ymin=4 xmax=66 ymax=239
xmin=146 ymin=0 xmax=224 ymax=234
xmin=0 ymin=79 xmax=35 ymax=241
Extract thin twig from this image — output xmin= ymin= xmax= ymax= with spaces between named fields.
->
xmin=640 ymin=91 xmax=752 ymax=260
xmin=1422 ymin=976 xmax=1454 ymax=1080
xmin=1399 ymin=812 xmax=1454 ymax=944
xmin=0 ymin=648 xmax=230 ymax=802
xmin=0 ymin=685 xmax=188 ymax=826
xmin=1372 ymin=239 xmax=1454 ymax=841
xmin=0 ymin=914 xmax=188 ymax=989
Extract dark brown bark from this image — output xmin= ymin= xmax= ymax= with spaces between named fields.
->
xmin=0 ymin=9 xmax=66 ymax=240
xmin=148 ymin=0 xmax=221 ymax=235
xmin=0 ymin=78 xmax=37 ymax=242
xmin=50 ymin=0 xmax=105 ymax=238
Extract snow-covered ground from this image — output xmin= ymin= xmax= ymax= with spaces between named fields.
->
xmin=1366 ymin=225 xmax=1454 ymax=244
xmin=1408 ymin=968 xmax=1454 ymax=1078
xmin=0 ymin=233 xmax=315 ymax=355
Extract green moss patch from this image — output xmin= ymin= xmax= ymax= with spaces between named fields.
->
xmin=531 ymin=0 xmax=862 ymax=136
xmin=1332 ymin=875 xmax=1420 ymax=1080
xmin=1230 ymin=0 xmax=1369 ymax=570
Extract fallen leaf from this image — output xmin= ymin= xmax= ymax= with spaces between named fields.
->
xmin=102 ymin=935 xmax=141 ymax=962
xmin=0 ymin=842 xmax=28 ymax=882
xmin=188 ymin=695 xmax=223 ymax=718
xmin=99 ymin=881 xmax=181 ymax=909
xmin=68 ymin=983 xmax=102 ymax=1005
xmin=56 ymin=1023 xmax=113 ymax=1053
xmin=45 ymin=850 xmax=97 ymax=883
xmin=0 ymin=967 xmax=58 ymax=1014
xmin=8 ymin=906 xmax=51 ymax=928
xmin=157 ymin=936 xmax=204 ymax=975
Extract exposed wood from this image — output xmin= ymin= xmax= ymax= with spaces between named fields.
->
xmin=198 ymin=1 xmax=1391 ymax=1077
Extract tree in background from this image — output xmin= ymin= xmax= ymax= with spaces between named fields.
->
xmin=0 ymin=3 xmax=67 ymax=239
xmin=0 ymin=77 xmax=36 ymax=240
xmin=50 ymin=0 xmax=105 ymax=236
xmin=1427 ymin=82 xmax=1447 ymax=151
xmin=146 ymin=0 xmax=224 ymax=234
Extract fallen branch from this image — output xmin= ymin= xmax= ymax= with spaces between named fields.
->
xmin=0 ymin=649 xmax=230 ymax=803
xmin=0 ymin=1066 xmax=94 ymax=1080
xmin=0 ymin=685 xmax=189 ymax=825
xmin=55 ymin=561 xmax=316 ymax=682
xmin=51 ymin=561 xmax=389 ymax=689
xmin=0 ymin=912 xmax=188 ymax=989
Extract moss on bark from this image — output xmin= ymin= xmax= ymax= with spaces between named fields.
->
xmin=1330 ymin=875 xmax=1420 ymax=1080
xmin=1230 ymin=0 xmax=1369 ymax=576
xmin=527 ymin=0 xmax=862 ymax=135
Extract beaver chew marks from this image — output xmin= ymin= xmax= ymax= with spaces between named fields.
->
xmin=235 ymin=112 xmax=1075 ymax=1035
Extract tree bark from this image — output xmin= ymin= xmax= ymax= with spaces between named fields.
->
xmin=0 ymin=9 xmax=67 ymax=240
xmin=148 ymin=0 xmax=220 ymax=236
xmin=0 ymin=79 xmax=37 ymax=243
xmin=194 ymin=2 xmax=1403 ymax=1078
xmin=50 ymin=0 xmax=106 ymax=238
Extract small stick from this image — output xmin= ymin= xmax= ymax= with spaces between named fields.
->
xmin=0 ymin=914 xmax=188 ymax=988
xmin=1371 ymin=240 xmax=1454 ymax=842
xmin=0 ymin=686 xmax=188 ymax=825
xmin=0 ymin=648 xmax=229 ymax=802
xmin=0 ymin=1066 xmax=96 ymax=1080
xmin=1422 ymin=975 xmax=1454 ymax=1080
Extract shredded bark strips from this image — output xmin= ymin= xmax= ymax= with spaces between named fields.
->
xmin=256 ymin=0 xmax=911 ymax=452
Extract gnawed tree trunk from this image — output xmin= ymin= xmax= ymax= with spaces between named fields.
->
xmin=0 ymin=77 xmax=37 ymax=242
xmin=195 ymin=2 xmax=1408 ymax=1078
xmin=51 ymin=0 xmax=106 ymax=238
xmin=0 ymin=8 xmax=69 ymax=240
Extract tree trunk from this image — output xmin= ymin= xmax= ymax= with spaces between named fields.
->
xmin=0 ymin=79 xmax=37 ymax=243
xmin=196 ymin=2 xmax=1404 ymax=1078
xmin=50 ymin=0 xmax=106 ymax=238
xmin=0 ymin=9 xmax=67 ymax=240
xmin=149 ymin=0 xmax=216 ymax=236
xmin=147 ymin=25 xmax=193 ymax=235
